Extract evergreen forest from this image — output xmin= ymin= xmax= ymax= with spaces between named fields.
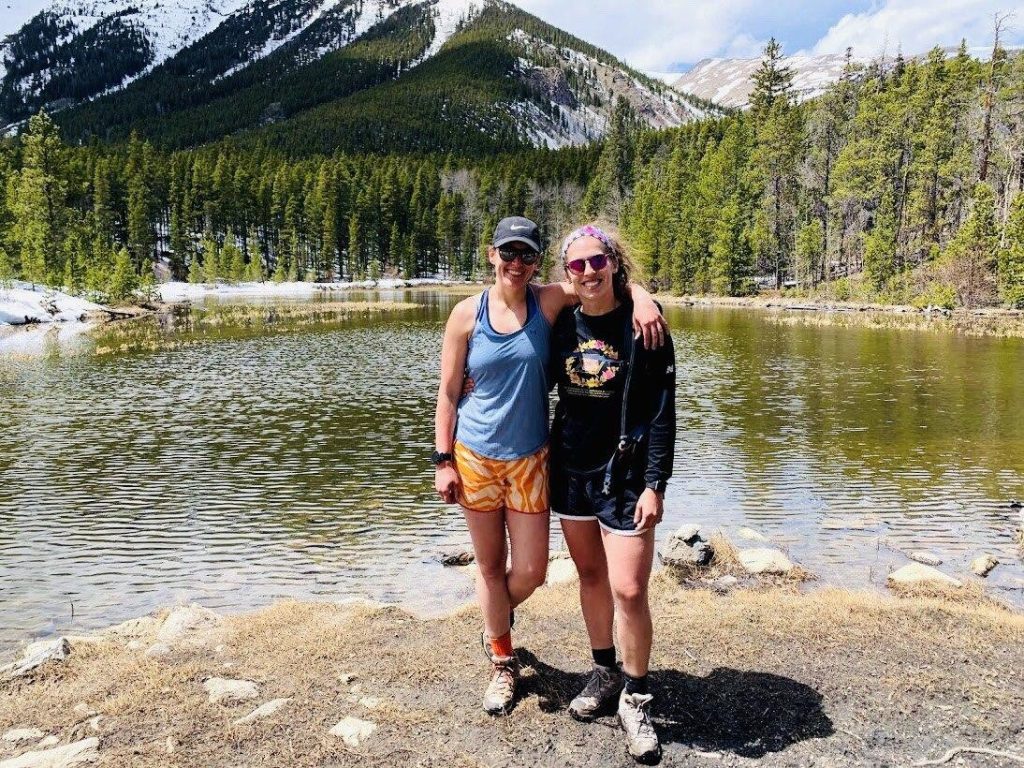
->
xmin=1 ymin=39 xmax=1023 ymax=309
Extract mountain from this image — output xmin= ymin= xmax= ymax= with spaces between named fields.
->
xmin=672 ymin=53 xmax=861 ymax=109
xmin=1 ymin=0 xmax=712 ymax=153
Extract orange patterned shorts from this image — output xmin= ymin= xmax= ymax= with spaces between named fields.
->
xmin=454 ymin=441 xmax=550 ymax=515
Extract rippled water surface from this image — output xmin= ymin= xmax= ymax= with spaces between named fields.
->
xmin=1 ymin=291 xmax=1022 ymax=651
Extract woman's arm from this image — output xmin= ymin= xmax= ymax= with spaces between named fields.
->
xmin=633 ymin=333 xmax=676 ymax=531
xmin=537 ymin=281 xmax=667 ymax=348
xmin=644 ymin=333 xmax=677 ymax=490
xmin=434 ymin=298 xmax=474 ymax=503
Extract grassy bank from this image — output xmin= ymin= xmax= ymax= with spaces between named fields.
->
xmin=2 ymin=579 xmax=1022 ymax=767
xmin=657 ymin=293 xmax=1024 ymax=338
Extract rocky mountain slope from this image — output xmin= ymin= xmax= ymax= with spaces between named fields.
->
xmin=672 ymin=52 xmax=860 ymax=109
xmin=1 ymin=0 xmax=711 ymax=152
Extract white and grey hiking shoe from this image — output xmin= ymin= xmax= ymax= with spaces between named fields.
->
xmin=568 ymin=663 xmax=624 ymax=721
xmin=618 ymin=690 xmax=661 ymax=764
xmin=482 ymin=655 xmax=518 ymax=716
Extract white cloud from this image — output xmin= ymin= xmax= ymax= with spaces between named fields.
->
xmin=514 ymin=0 xmax=766 ymax=70
xmin=811 ymin=0 xmax=1021 ymax=57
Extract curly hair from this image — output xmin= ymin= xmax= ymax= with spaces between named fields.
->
xmin=559 ymin=220 xmax=642 ymax=303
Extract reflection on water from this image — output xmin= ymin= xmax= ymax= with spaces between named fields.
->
xmin=0 ymin=291 xmax=1022 ymax=651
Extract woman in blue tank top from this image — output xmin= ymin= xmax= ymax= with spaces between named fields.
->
xmin=432 ymin=216 xmax=666 ymax=716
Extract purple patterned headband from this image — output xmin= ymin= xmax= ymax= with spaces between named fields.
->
xmin=561 ymin=225 xmax=613 ymax=259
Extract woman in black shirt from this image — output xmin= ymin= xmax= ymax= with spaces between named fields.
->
xmin=550 ymin=223 xmax=675 ymax=764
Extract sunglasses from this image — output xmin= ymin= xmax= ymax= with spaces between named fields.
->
xmin=565 ymin=252 xmax=609 ymax=274
xmin=497 ymin=247 xmax=540 ymax=265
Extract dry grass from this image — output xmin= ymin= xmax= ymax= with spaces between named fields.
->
xmin=657 ymin=294 xmax=1024 ymax=338
xmin=2 ymin=581 xmax=1022 ymax=767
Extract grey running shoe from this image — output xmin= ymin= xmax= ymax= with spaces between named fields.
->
xmin=568 ymin=663 xmax=624 ymax=721
xmin=482 ymin=655 xmax=518 ymax=716
xmin=618 ymin=691 xmax=661 ymax=764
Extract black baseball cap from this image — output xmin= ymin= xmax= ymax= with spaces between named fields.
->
xmin=493 ymin=216 xmax=542 ymax=253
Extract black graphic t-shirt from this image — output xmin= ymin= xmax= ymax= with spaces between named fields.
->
xmin=551 ymin=302 xmax=632 ymax=471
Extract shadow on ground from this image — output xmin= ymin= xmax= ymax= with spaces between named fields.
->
xmin=519 ymin=650 xmax=834 ymax=760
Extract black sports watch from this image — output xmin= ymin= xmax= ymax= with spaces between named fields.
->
xmin=431 ymin=450 xmax=454 ymax=466
xmin=646 ymin=479 xmax=668 ymax=494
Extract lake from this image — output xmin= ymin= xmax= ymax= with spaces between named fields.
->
xmin=1 ymin=289 xmax=1022 ymax=652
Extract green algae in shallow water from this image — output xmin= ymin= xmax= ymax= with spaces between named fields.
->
xmin=91 ymin=300 xmax=422 ymax=356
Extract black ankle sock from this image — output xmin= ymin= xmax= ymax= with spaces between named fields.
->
xmin=623 ymin=672 xmax=649 ymax=695
xmin=592 ymin=647 xmax=617 ymax=668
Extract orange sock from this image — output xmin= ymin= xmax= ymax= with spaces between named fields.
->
xmin=489 ymin=631 xmax=513 ymax=658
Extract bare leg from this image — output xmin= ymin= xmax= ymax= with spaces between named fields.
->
xmin=560 ymin=518 xmax=614 ymax=650
xmin=603 ymin=528 xmax=655 ymax=677
xmin=505 ymin=510 xmax=549 ymax=609
xmin=463 ymin=508 xmax=511 ymax=639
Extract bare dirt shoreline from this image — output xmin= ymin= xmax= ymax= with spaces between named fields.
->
xmin=2 ymin=578 xmax=1023 ymax=768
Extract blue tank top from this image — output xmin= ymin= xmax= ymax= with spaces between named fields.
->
xmin=455 ymin=287 xmax=551 ymax=459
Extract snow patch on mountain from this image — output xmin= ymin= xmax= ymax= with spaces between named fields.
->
xmin=673 ymin=53 xmax=867 ymax=109
xmin=55 ymin=0 xmax=250 ymax=66
xmin=421 ymin=0 xmax=478 ymax=59
xmin=215 ymin=0 xmax=343 ymax=81
xmin=508 ymin=27 xmax=699 ymax=147
xmin=350 ymin=0 xmax=404 ymax=39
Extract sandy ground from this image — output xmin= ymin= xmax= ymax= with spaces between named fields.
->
xmin=2 ymin=577 xmax=1023 ymax=768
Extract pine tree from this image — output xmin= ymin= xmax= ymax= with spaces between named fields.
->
xmin=709 ymin=193 xmax=753 ymax=295
xmin=188 ymin=254 xmax=204 ymax=284
xmin=107 ymin=247 xmax=138 ymax=302
xmin=940 ymin=183 xmax=999 ymax=307
xmin=225 ymin=243 xmax=246 ymax=282
xmin=748 ymin=40 xmax=799 ymax=288
xmin=795 ymin=219 xmax=825 ymax=289
xmin=750 ymin=38 xmax=795 ymax=118
xmin=582 ymin=98 xmax=635 ymax=218
xmin=998 ymin=193 xmax=1024 ymax=307
xmin=863 ymin=189 xmax=898 ymax=288
xmin=201 ymin=233 xmax=220 ymax=282
xmin=9 ymin=111 xmax=66 ymax=287
xmin=0 ymin=245 xmax=15 ymax=286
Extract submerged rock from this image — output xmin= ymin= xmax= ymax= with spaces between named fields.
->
xmin=909 ymin=551 xmax=943 ymax=567
xmin=888 ymin=563 xmax=963 ymax=588
xmin=203 ymin=678 xmax=259 ymax=705
xmin=971 ymin=555 xmax=999 ymax=578
xmin=329 ymin=717 xmax=377 ymax=747
xmin=820 ymin=515 xmax=884 ymax=531
xmin=1 ymin=638 xmax=70 ymax=681
xmin=737 ymin=527 xmax=770 ymax=543
xmin=438 ymin=550 xmax=475 ymax=567
xmin=0 ymin=737 xmax=98 ymax=768
xmin=738 ymin=548 xmax=794 ymax=575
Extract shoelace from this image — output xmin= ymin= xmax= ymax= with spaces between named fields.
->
xmin=490 ymin=661 xmax=516 ymax=697
xmin=582 ymin=667 xmax=614 ymax=698
xmin=630 ymin=698 xmax=655 ymax=735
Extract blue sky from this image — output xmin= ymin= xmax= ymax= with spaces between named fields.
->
xmin=514 ymin=0 xmax=1024 ymax=72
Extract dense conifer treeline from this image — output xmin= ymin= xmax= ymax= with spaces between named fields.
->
xmin=1 ymin=42 xmax=1022 ymax=308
